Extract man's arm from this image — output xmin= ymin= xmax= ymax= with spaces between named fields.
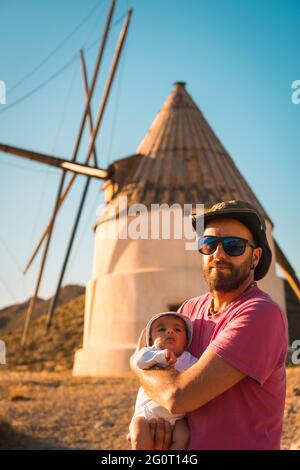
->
xmin=130 ymin=347 xmax=246 ymax=415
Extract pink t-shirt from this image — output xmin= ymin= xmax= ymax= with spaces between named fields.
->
xmin=178 ymin=285 xmax=288 ymax=450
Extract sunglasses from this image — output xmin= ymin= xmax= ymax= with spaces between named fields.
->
xmin=199 ymin=236 xmax=256 ymax=257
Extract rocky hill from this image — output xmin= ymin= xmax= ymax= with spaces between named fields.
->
xmin=0 ymin=285 xmax=85 ymax=371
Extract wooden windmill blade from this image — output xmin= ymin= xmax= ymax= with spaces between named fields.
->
xmin=46 ymin=9 xmax=133 ymax=328
xmin=0 ymin=143 xmax=108 ymax=179
xmin=46 ymin=49 xmax=96 ymax=329
xmin=20 ymin=0 xmax=117 ymax=347
xmin=46 ymin=49 xmax=99 ymax=329
xmin=80 ymin=49 xmax=98 ymax=168
xmin=22 ymin=0 xmax=116 ymax=275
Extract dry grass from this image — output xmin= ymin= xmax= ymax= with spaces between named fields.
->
xmin=1 ymin=290 xmax=299 ymax=450
xmin=0 ymin=367 xmax=299 ymax=450
xmin=1 ymin=295 xmax=85 ymax=372
xmin=0 ymin=370 xmax=138 ymax=450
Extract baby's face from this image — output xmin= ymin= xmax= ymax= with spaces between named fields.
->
xmin=151 ymin=316 xmax=187 ymax=356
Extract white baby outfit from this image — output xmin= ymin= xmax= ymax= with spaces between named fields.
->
xmin=132 ymin=346 xmax=198 ymax=426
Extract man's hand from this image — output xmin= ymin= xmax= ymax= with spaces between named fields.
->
xmin=149 ymin=418 xmax=172 ymax=450
xmin=126 ymin=419 xmax=172 ymax=450
xmin=164 ymin=349 xmax=177 ymax=366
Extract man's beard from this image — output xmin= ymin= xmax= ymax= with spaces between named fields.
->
xmin=203 ymin=255 xmax=253 ymax=293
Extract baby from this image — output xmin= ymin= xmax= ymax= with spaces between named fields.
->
xmin=129 ymin=312 xmax=198 ymax=450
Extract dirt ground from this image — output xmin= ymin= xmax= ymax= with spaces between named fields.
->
xmin=0 ymin=367 xmax=299 ymax=450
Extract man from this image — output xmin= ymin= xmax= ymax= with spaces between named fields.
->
xmin=130 ymin=200 xmax=288 ymax=450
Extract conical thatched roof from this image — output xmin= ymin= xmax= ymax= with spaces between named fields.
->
xmin=102 ymin=82 xmax=271 ymax=223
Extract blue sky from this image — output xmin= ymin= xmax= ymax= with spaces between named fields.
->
xmin=0 ymin=0 xmax=299 ymax=308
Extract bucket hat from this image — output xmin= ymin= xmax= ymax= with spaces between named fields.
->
xmin=192 ymin=200 xmax=272 ymax=280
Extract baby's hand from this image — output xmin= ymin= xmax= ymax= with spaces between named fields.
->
xmin=164 ymin=349 xmax=177 ymax=366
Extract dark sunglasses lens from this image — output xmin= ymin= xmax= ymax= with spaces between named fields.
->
xmin=199 ymin=237 xmax=219 ymax=254
xmin=223 ymin=238 xmax=246 ymax=256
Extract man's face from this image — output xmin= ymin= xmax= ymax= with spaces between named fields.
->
xmin=151 ymin=316 xmax=187 ymax=356
xmin=202 ymin=218 xmax=262 ymax=293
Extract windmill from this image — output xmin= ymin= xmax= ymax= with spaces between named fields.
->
xmin=0 ymin=0 xmax=133 ymax=347
xmin=71 ymin=81 xmax=299 ymax=376
xmin=1 ymin=4 xmax=299 ymax=377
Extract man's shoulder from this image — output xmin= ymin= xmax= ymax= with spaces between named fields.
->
xmin=233 ymin=286 xmax=287 ymax=330
xmin=243 ymin=286 xmax=284 ymax=314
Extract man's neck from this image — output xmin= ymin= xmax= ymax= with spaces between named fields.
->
xmin=211 ymin=277 xmax=256 ymax=312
